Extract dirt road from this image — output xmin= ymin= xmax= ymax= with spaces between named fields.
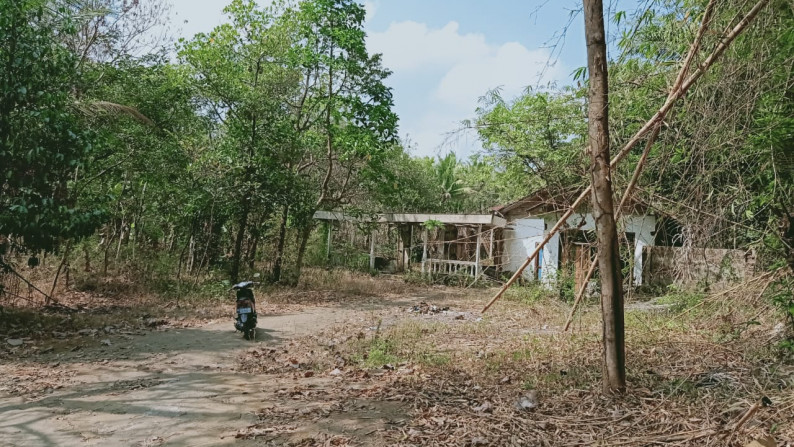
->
xmin=0 ymin=307 xmax=363 ymax=446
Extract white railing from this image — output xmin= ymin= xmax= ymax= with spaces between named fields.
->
xmin=422 ymin=259 xmax=477 ymax=277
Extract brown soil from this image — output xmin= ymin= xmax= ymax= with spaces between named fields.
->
xmin=0 ymin=298 xmax=418 ymax=447
xmin=2 ymin=277 xmax=791 ymax=447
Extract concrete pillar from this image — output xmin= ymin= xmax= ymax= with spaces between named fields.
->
xmin=421 ymin=228 xmax=428 ymax=274
xmin=475 ymin=224 xmax=482 ymax=279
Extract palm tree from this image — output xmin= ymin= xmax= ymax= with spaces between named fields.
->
xmin=435 ymin=153 xmax=470 ymax=205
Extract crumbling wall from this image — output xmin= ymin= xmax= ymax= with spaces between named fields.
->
xmin=642 ymin=246 xmax=756 ymax=290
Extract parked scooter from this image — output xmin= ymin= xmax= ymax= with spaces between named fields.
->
xmin=232 ymin=281 xmax=257 ymax=340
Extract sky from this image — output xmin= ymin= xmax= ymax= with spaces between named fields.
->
xmin=165 ymin=0 xmax=629 ymax=159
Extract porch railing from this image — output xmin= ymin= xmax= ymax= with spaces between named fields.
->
xmin=422 ymin=259 xmax=477 ymax=277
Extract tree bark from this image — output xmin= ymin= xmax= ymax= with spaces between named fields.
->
xmin=83 ymin=242 xmax=91 ymax=273
xmin=272 ymin=204 xmax=289 ymax=283
xmin=230 ymin=196 xmax=251 ymax=283
xmin=292 ymin=223 xmax=314 ymax=286
xmin=584 ymin=0 xmax=626 ymax=393
xmin=48 ymin=240 xmax=72 ymax=304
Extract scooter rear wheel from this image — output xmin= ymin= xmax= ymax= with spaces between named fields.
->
xmin=244 ymin=328 xmax=255 ymax=340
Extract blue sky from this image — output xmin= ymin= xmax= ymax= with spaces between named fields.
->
xmin=167 ymin=0 xmax=633 ymax=158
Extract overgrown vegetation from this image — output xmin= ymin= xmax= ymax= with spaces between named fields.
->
xmin=1 ymin=0 xmax=793 ymax=443
xmin=231 ymin=278 xmax=792 ymax=445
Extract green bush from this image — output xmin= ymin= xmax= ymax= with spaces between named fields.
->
xmin=504 ymin=282 xmax=553 ymax=305
xmin=655 ymin=285 xmax=706 ymax=312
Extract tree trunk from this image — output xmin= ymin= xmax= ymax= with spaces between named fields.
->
xmin=272 ymin=204 xmax=289 ymax=283
xmin=187 ymin=235 xmax=195 ymax=274
xmin=103 ymin=224 xmax=115 ymax=276
xmin=48 ymin=241 xmax=72 ymax=304
xmin=83 ymin=242 xmax=91 ymax=273
xmin=246 ymin=213 xmax=266 ymax=271
xmin=584 ymin=0 xmax=626 ymax=393
xmin=292 ymin=223 xmax=314 ymax=286
xmin=247 ymin=236 xmax=258 ymax=271
xmin=230 ymin=197 xmax=251 ymax=283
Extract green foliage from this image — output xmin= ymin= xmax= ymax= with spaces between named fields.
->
xmin=504 ymin=282 xmax=554 ymax=305
xmin=475 ymin=87 xmax=588 ymax=194
xmin=361 ymin=337 xmax=401 ymax=368
xmin=435 ymin=153 xmax=469 ymax=205
xmin=654 ymin=285 xmax=705 ymax=312
xmin=0 ymin=0 xmax=104 ymax=256
xmin=355 ymin=322 xmax=450 ymax=368
xmin=421 ymin=219 xmax=444 ymax=231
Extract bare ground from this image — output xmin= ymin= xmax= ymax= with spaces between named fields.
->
xmin=0 ymin=297 xmax=417 ymax=447
xmin=1 ymin=273 xmax=792 ymax=447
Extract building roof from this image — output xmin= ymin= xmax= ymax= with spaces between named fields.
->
xmin=493 ymin=187 xmax=650 ymax=218
xmin=313 ymin=211 xmax=507 ymax=227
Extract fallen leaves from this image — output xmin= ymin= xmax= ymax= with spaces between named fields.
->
xmin=235 ymin=424 xmax=298 ymax=439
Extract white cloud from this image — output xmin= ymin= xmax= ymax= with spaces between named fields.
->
xmin=435 ymin=41 xmax=561 ymax=108
xmin=369 ymin=21 xmax=489 ymax=72
xmin=363 ymin=1 xmax=377 ymax=23
xmin=368 ymin=20 xmax=566 ymax=157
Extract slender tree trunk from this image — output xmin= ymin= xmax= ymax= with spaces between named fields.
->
xmin=230 ymin=196 xmax=251 ymax=283
xmin=132 ymin=182 xmax=146 ymax=261
xmin=115 ymin=219 xmax=124 ymax=267
xmin=48 ymin=240 xmax=72 ymax=304
xmin=167 ymin=225 xmax=175 ymax=252
xmin=245 ymin=213 xmax=266 ymax=271
xmin=247 ymin=231 xmax=259 ymax=271
xmin=293 ymin=223 xmax=314 ymax=286
xmin=584 ymin=0 xmax=626 ymax=393
xmin=175 ymin=233 xmax=191 ymax=308
xmin=187 ymin=235 xmax=195 ymax=274
xmin=103 ymin=224 xmax=115 ymax=276
xmin=272 ymin=204 xmax=289 ymax=283
xmin=83 ymin=242 xmax=91 ymax=273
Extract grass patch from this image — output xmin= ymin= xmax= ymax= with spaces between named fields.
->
xmin=654 ymin=286 xmax=706 ymax=311
xmin=502 ymin=282 xmax=553 ymax=305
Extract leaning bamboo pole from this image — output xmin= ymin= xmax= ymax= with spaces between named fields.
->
xmin=482 ymin=0 xmax=771 ymax=313
xmin=563 ymin=124 xmax=660 ymax=331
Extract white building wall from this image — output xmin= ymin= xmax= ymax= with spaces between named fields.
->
xmin=624 ymin=214 xmax=656 ymax=285
xmin=504 ymin=218 xmax=545 ymax=280
xmin=504 ymin=212 xmax=656 ymax=286
xmin=539 ymin=227 xmax=560 ymax=285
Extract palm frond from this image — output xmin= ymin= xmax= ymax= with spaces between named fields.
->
xmin=77 ymin=100 xmax=155 ymax=126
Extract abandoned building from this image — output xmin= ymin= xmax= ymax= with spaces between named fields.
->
xmin=314 ymin=188 xmax=755 ymax=291
xmin=313 ymin=211 xmax=506 ymax=279
xmin=491 ymin=189 xmax=656 ymax=291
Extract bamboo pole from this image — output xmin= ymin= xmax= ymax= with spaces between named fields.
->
xmin=482 ymin=0 xmax=770 ymax=313
xmin=564 ymin=124 xmax=661 ymax=331
xmin=563 ymin=0 xmax=718 ymax=330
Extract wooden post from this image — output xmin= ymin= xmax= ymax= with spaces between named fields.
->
xmin=489 ymin=227 xmax=494 ymax=259
xmin=422 ymin=228 xmax=428 ymax=274
xmin=369 ymin=230 xmax=376 ymax=270
xmin=475 ymin=225 xmax=482 ymax=279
